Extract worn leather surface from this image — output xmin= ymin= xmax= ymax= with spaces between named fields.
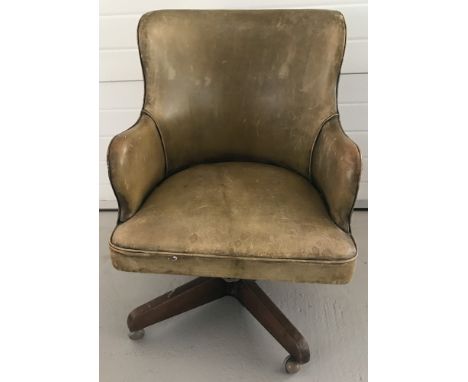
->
xmin=107 ymin=10 xmax=361 ymax=284
xmin=138 ymin=10 xmax=345 ymax=177
xmin=107 ymin=114 xmax=166 ymax=222
xmin=110 ymin=245 xmax=356 ymax=284
xmin=111 ymin=162 xmax=356 ymax=284
xmin=311 ymin=116 xmax=361 ymax=232
xmin=112 ymin=162 xmax=356 ymax=258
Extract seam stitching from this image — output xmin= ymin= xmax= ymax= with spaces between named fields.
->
xmin=308 ymin=113 xmax=339 ymax=180
xmin=109 ymin=241 xmax=357 ymax=264
xmin=141 ymin=109 xmax=169 ymax=176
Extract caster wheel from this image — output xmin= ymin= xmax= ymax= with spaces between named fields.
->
xmin=128 ymin=329 xmax=145 ymax=340
xmin=283 ymin=355 xmax=301 ymax=374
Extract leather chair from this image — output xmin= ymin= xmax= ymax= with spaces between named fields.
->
xmin=107 ymin=9 xmax=361 ymax=374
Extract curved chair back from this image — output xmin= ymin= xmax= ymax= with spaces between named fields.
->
xmin=138 ymin=10 xmax=346 ymax=178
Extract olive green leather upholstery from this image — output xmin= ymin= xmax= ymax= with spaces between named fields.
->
xmin=108 ymin=10 xmax=361 ymax=284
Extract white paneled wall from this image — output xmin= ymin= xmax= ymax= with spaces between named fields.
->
xmin=99 ymin=0 xmax=368 ymax=208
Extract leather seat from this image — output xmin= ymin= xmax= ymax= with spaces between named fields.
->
xmin=110 ymin=162 xmax=357 ymax=284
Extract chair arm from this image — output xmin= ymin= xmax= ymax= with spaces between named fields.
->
xmin=107 ymin=113 xmax=166 ymax=222
xmin=310 ymin=115 xmax=361 ymax=232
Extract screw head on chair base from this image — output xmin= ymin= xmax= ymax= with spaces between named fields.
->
xmin=128 ymin=329 xmax=145 ymax=340
xmin=283 ymin=355 xmax=302 ymax=374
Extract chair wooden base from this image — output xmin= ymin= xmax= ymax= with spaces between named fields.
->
xmin=127 ymin=277 xmax=310 ymax=374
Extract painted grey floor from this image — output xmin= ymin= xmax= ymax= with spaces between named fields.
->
xmin=100 ymin=211 xmax=367 ymax=382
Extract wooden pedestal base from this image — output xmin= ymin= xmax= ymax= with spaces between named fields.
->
xmin=127 ymin=277 xmax=310 ymax=373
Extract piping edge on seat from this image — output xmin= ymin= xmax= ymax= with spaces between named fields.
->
xmin=109 ymin=241 xmax=357 ymax=284
xmin=108 ymin=241 xmax=357 ymax=264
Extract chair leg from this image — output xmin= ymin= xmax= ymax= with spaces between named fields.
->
xmin=125 ymin=277 xmax=310 ymax=374
xmin=231 ymin=280 xmax=310 ymax=373
xmin=127 ymin=277 xmax=228 ymax=333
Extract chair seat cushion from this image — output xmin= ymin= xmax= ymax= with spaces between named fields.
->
xmin=110 ymin=162 xmax=357 ymax=283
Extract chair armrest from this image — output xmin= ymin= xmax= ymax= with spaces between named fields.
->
xmin=310 ymin=115 xmax=361 ymax=232
xmin=107 ymin=113 xmax=166 ymax=222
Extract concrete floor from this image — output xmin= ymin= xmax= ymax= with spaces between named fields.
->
xmin=100 ymin=211 xmax=367 ymax=382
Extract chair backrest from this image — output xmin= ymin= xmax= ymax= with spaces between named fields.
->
xmin=138 ymin=10 xmax=346 ymax=178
